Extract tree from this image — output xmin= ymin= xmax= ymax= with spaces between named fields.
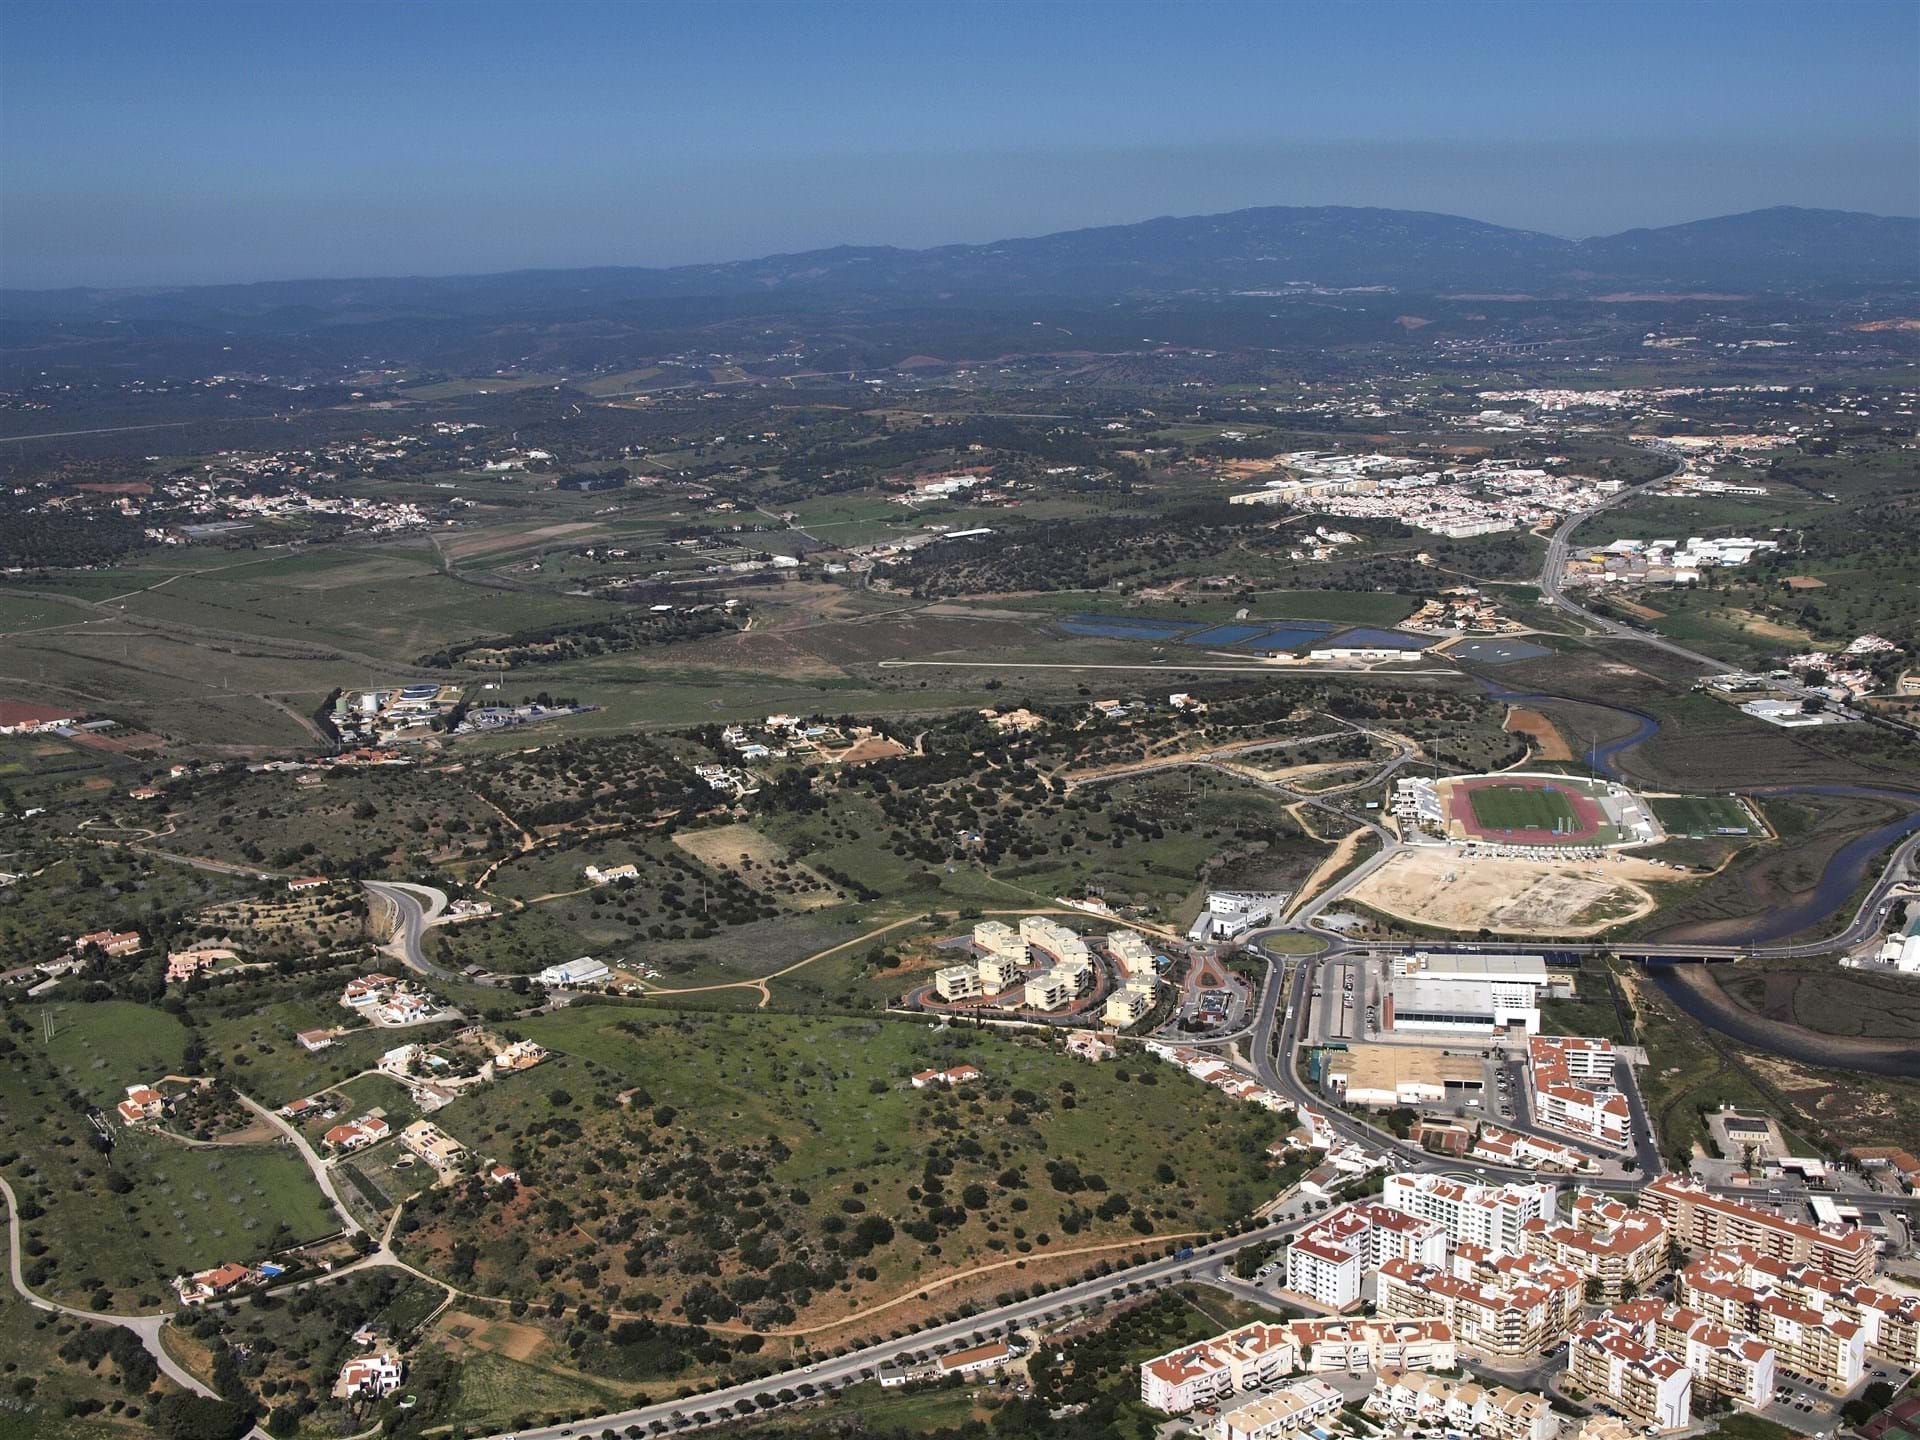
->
xmin=148 ymin=1395 xmax=256 ymax=1440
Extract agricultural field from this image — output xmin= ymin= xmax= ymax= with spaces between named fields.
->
xmin=0 ymin=1005 xmax=336 ymax=1309
xmin=395 ymin=1008 xmax=1285 ymax=1339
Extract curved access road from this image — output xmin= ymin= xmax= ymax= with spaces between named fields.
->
xmin=364 ymin=880 xmax=461 ymax=982
xmin=231 ymin=1091 xmax=364 ymax=1238
xmin=1535 ymin=451 xmax=1724 ymax=670
xmin=0 ymin=1175 xmax=217 ymax=1399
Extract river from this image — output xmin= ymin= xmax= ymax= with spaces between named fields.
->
xmin=1646 ymin=962 xmax=1920 ymax=1078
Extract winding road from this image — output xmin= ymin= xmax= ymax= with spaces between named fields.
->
xmin=0 ymin=1175 xmax=217 ymax=1400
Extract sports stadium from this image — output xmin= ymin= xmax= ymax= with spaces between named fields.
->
xmin=1392 ymin=772 xmax=1663 ymax=850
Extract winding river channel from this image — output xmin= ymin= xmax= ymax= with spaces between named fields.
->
xmin=1645 ymin=963 xmax=1920 ymax=1077
xmin=1480 ymin=679 xmax=1920 ymax=945
xmin=1475 ymin=677 xmax=1920 ymax=1072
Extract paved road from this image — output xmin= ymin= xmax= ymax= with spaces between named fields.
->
xmin=1534 ymin=452 xmax=1726 ymax=672
xmin=365 ymin=880 xmax=463 ymax=982
xmin=233 ymin=1091 xmax=364 ymax=1237
xmin=0 ymin=1175 xmax=217 ymax=1399
xmin=482 ymin=1214 xmax=1320 ymax=1440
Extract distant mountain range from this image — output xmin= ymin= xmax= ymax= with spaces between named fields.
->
xmin=4 ymin=205 xmax=1914 ymax=334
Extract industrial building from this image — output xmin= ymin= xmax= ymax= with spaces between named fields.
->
xmin=1323 ymin=1043 xmax=1484 ymax=1107
xmin=1380 ymin=953 xmax=1566 ymax=1037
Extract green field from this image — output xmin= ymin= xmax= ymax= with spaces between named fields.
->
xmin=1465 ymin=782 xmax=1584 ymax=835
xmin=0 ymin=1043 xmax=337 ymax=1308
xmin=39 ymin=1001 xmax=190 ymax=1104
xmin=398 ymin=1008 xmax=1285 ymax=1331
xmin=1651 ymin=793 xmax=1757 ymax=838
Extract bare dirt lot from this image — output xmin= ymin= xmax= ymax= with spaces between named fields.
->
xmin=671 ymin=821 xmax=844 ymax=910
xmin=1504 ymin=705 xmax=1574 ymax=762
xmin=1351 ymin=846 xmax=1669 ymax=935
xmin=435 ymin=1311 xmax=547 ymax=1362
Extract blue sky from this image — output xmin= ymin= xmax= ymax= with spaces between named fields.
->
xmin=3 ymin=0 xmax=1915 ymax=289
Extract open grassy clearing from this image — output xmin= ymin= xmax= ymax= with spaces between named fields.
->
xmin=111 ymin=550 xmax=627 ymax=666
xmin=40 ymin=1000 xmax=189 ymax=1103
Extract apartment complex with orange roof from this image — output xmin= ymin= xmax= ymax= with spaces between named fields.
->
xmin=1375 ymin=1249 xmax=1582 ymax=1360
xmin=1139 ymin=1317 xmax=1457 ymax=1414
xmin=1282 ymin=1200 xmax=1448 ymax=1309
xmin=1676 ymin=1248 xmax=1894 ymax=1390
xmin=1527 ymin=1035 xmax=1629 ymax=1148
xmin=1568 ymin=1311 xmax=1694 ymax=1432
xmin=1364 ymin=1367 xmax=1555 ymax=1440
xmin=1523 ymin=1191 xmax=1669 ymax=1303
xmin=1604 ymin=1298 xmax=1777 ymax=1409
xmin=1639 ymin=1175 xmax=1875 ymax=1282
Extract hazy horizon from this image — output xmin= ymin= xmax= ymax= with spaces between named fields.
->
xmin=4 ymin=0 xmax=1917 ymax=291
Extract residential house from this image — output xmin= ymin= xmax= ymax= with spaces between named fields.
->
xmin=116 ymin=1083 xmax=166 ymax=1125
xmin=334 ymin=1353 xmax=404 ymax=1400
xmin=175 ymin=1262 xmax=255 ymax=1306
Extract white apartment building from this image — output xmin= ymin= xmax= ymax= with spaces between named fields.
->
xmin=1284 ymin=1201 xmax=1449 ymax=1309
xmin=1287 ymin=1318 xmax=1458 ymax=1375
xmin=935 ymin=964 xmax=982 ymax=1001
xmin=972 ymin=920 xmax=1025 ymax=961
xmin=1023 ymin=969 xmax=1076 ymax=1011
xmin=1020 ymin=915 xmax=1090 ymax=966
xmin=1528 ymin=1036 xmax=1630 ymax=1147
xmin=977 ymin=955 xmax=1026 ymax=992
xmin=1382 ymin=1173 xmax=1558 ymax=1258
xmin=1106 ymin=928 xmax=1158 ymax=978
xmin=1103 ymin=978 xmax=1157 ymax=1027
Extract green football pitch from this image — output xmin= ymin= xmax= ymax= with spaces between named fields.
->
xmin=1467 ymin=783 xmax=1583 ymax=834
xmin=1649 ymin=794 xmax=1753 ymax=837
